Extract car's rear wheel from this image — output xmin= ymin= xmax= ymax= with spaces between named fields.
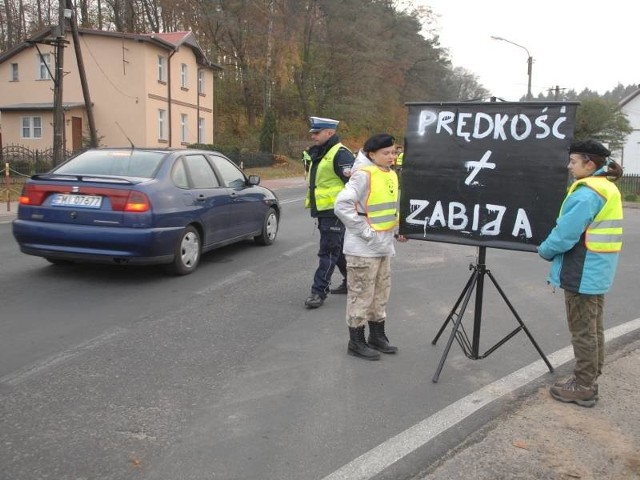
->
xmin=254 ymin=207 xmax=278 ymax=245
xmin=165 ymin=225 xmax=201 ymax=275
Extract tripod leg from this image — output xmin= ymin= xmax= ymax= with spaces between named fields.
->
xmin=486 ymin=270 xmax=554 ymax=373
xmin=432 ymin=270 xmax=479 ymax=382
xmin=432 ymin=268 xmax=477 ymax=345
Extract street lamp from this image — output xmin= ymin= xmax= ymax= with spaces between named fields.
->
xmin=491 ymin=36 xmax=533 ymax=100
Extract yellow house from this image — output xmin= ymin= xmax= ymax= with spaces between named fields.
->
xmin=0 ymin=27 xmax=222 ymax=152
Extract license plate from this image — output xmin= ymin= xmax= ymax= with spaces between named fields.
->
xmin=52 ymin=194 xmax=103 ymax=208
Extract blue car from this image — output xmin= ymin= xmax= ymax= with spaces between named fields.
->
xmin=12 ymin=148 xmax=280 ymax=275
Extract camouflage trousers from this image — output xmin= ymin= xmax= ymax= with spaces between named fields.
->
xmin=564 ymin=290 xmax=605 ymax=387
xmin=345 ymin=255 xmax=391 ymax=328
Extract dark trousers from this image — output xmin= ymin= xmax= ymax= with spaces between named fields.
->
xmin=564 ymin=290 xmax=605 ymax=387
xmin=311 ymin=217 xmax=347 ymax=297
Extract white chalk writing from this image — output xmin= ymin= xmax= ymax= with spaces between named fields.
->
xmin=417 ymin=106 xmax=567 ymax=142
xmin=405 ymin=199 xmax=533 ymax=238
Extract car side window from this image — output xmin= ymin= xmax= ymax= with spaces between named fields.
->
xmin=210 ymin=155 xmax=247 ymax=189
xmin=183 ymin=155 xmax=221 ymax=189
xmin=171 ymin=158 xmax=189 ymax=189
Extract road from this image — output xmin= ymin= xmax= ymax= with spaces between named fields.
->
xmin=1 ymin=185 xmax=639 ymax=480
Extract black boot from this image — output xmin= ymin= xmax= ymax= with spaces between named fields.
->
xmin=348 ymin=327 xmax=380 ymax=361
xmin=368 ymin=321 xmax=398 ymax=354
xmin=330 ymin=279 xmax=347 ymax=294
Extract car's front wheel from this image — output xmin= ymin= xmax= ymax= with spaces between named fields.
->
xmin=165 ymin=225 xmax=201 ymax=275
xmin=254 ymin=207 xmax=278 ymax=246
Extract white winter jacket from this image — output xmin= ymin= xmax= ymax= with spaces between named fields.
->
xmin=352 ymin=149 xmax=374 ymax=172
xmin=334 ymin=165 xmax=398 ymax=258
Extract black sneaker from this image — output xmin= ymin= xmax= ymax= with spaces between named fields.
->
xmin=330 ymin=280 xmax=347 ymax=294
xmin=304 ymin=293 xmax=324 ymax=309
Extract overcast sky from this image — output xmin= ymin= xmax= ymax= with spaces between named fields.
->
xmin=412 ymin=0 xmax=638 ymax=100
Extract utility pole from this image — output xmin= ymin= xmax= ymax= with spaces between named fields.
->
xmin=66 ymin=0 xmax=98 ymax=148
xmin=52 ymin=1 xmax=67 ymax=166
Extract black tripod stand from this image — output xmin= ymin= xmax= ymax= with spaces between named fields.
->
xmin=431 ymin=246 xmax=554 ymax=382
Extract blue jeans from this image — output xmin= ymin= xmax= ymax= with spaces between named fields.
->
xmin=311 ymin=217 xmax=347 ymax=297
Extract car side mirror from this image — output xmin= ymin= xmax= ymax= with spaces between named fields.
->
xmin=248 ymin=175 xmax=260 ymax=186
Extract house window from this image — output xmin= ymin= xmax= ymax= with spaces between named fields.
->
xmin=157 ymin=55 xmax=167 ymax=82
xmin=10 ymin=63 xmax=19 ymax=81
xmin=158 ymin=109 xmax=167 ymax=140
xmin=180 ymin=64 xmax=188 ymax=89
xmin=181 ymin=114 xmax=189 ymax=143
xmin=37 ymin=53 xmax=51 ymax=80
xmin=22 ymin=116 xmax=42 ymax=138
xmin=198 ymin=70 xmax=205 ymax=95
xmin=198 ymin=117 xmax=205 ymax=143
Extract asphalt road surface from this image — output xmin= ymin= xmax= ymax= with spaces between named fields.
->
xmin=1 ymin=185 xmax=638 ymax=480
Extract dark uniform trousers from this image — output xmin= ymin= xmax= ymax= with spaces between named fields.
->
xmin=312 ymin=217 xmax=347 ymax=297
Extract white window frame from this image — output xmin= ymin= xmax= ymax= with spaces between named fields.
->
xmin=157 ymin=55 xmax=167 ymax=82
xmin=198 ymin=117 xmax=205 ymax=143
xmin=158 ymin=109 xmax=167 ymax=140
xmin=180 ymin=63 xmax=188 ymax=89
xmin=198 ymin=70 xmax=205 ymax=94
xmin=37 ymin=53 xmax=51 ymax=80
xmin=22 ymin=116 xmax=43 ymax=138
xmin=10 ymin=63 xmax=19 ymax=81
xmin=180 ymin=114 xmax=189 ymax=143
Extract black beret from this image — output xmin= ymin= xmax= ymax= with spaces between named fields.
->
xmin=569 ymin=139 xmax=611 ymax=157
xmin=363 ymin=133 xmax=395 ymax=153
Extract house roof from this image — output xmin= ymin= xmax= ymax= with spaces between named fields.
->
xmin=141 ymin=31 xmax=222 ymax=70
xmin=0 ymin=27 xmax=222 ymax=71
xmin=0 ymin=102 xmax=86 ymax=111
xmin=619 ymin=86 xmax=640 ymax=108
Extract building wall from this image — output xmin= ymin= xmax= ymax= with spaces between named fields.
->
xmin=621 ymin=94 xmax=640 ymax=175
xmin=0 ymin=30 xmax=216 ymax=150
xmin=0 ymin=45 xmax=58 ymax=151
xmin=142 ymin=43 xmax=215 ymax=147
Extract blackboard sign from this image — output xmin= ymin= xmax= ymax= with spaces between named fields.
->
xmin=399 ymin=102 xmax=578 ymax=252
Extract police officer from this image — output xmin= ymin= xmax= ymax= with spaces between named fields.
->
xmin=304 ymin=117 xmax=355 ymax=308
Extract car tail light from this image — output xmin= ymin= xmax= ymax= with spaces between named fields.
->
xmin=18 ymin=183 xmax=150 ymax=212
xmin=124 ymin=191 xmax=151 ymax=212
xmin=19 ymin=184 xmax=47 ymax=206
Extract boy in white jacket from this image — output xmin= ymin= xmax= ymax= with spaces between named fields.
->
xmin=334 ymin=133 xmax=408 ymax=360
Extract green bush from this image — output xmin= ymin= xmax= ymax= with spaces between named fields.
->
xmin=623 ymin=193 xmax=638 ymax=202
xmin=240 ymin=152 xmax=274 ymax=168
xmin=259 ymin=109 xmax=279 ymax=153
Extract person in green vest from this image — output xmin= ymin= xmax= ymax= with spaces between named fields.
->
xmin=538 ymin=139 xmax=623 ymax=407
xmin=395 ymin=145 xmax=404 ymax=171
xmin=334 ymin=133 xmax=408 ymax=360
xmin=304 ymin=116 xmax=355 ymax=308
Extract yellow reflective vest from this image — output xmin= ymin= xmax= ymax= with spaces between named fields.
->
xmin=305 ymin=143 xmax=346 ymax=211
xmin=566 ymin=176 xmax=623 ymax=252
xmin=396 ymin=152 xmax=404 ymax=168
xmin=357 ymin=165 xmax=399 ymax=231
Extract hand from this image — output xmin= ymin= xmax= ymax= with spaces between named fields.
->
xmin=361 ymin=227 xmax=376 ymax=240
xmin=395 ymin=234 xmax=408 ymax=243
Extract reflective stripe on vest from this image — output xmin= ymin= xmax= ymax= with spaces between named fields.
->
xmin=358 ymin=166 xmax=399 ymax=231
xmin=305 ymin=143 xmax=346 ymax=210
xmin=565 ymin=176 xmax=623 ymax=252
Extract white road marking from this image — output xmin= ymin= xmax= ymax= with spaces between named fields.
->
xmin=320 ymin=317 xmax=640 ymax=480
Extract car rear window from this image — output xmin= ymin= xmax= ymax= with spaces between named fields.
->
xmin=54 ymin=150 xmax=166 ymax=178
